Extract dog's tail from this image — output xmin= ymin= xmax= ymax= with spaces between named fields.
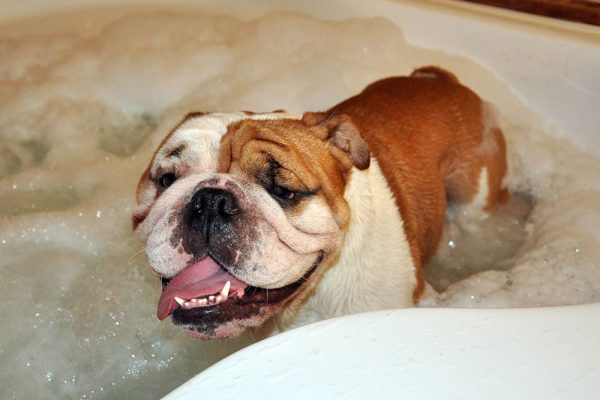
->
xmin=410 ymin=66 xmax=459 ymax=83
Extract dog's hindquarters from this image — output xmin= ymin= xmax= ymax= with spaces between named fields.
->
xmin=409 ymin=67 xmax=509 ymax=216
xmin=442 ymin=101 xmax=509 ymax=217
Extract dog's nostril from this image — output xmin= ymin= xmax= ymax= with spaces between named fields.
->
xmin=217 ymin=196 xmax=238 ymax=216
xmin=190 ymin=188 xmax=240 ymax=218
xmin=193 ymin=196 xmax=206 ymax=212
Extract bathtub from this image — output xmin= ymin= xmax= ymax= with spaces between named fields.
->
xmin=1 ymin=1 xmax=599 ymax=399
xmin=154 ymin=1 xmax=598 ymax=399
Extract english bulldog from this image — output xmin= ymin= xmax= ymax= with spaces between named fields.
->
xmin=133 ymin=66 xmax=508 ymax=340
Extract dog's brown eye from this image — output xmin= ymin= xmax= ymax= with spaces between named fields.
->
xmin=159 ymin=173 xmax=177 ymax=189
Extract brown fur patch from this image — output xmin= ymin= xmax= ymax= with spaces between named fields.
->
xmin=218 ymin=118 xmax=355 ymax=228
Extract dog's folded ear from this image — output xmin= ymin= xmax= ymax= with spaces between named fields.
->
xmin=302 ymin=112 xmax=370 ymax=170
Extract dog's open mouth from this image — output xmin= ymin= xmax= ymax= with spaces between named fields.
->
xmin=157 ymin=255 xmax=322 ymax=325
xmin=157 ymin=257 xmax=245 ymax=320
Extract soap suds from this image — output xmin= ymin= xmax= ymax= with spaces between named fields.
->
xmin=0 ymin=10 xmax=599 ymax=399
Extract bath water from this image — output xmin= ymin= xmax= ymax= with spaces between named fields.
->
xmin=1 ymin=10 xmax=599 ymax=399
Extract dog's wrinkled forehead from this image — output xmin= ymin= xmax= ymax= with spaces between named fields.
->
xmin=153 ymin=112 xmax=299 ymax=175
xmin=136 ymin=111 xmax=300 ymax=204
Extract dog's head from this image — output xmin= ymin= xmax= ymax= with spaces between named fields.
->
xmin=133 ymin=111 xmax=369 ymax=339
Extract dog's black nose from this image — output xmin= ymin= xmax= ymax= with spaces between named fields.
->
xmin=188 ymin=188 xmax=240 ymax=230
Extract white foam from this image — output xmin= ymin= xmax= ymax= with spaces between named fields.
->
xmin=0 ymin=10 xmax=599 ymax=399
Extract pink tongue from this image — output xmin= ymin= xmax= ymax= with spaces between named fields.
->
xmin=157 ymin=257 xmax=248 ymax=320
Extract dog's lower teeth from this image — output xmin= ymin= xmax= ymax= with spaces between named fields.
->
xmin=179 ymin=292 xmax=229 ymax=310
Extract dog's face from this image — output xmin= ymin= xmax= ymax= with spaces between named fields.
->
xmin=133 ymin=111 xmax=369 ymax=339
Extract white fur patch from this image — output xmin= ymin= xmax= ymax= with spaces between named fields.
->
xmin=472 ymin=167 xmax=490 ymax=211
xmin=453 ymin=167 xmax=490 ymax=219
xmin=477 ymin=102 xmax=500 ymax=155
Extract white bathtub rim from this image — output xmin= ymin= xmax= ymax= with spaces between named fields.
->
xmin=163 ymin=303 xmax=600 ymax=400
